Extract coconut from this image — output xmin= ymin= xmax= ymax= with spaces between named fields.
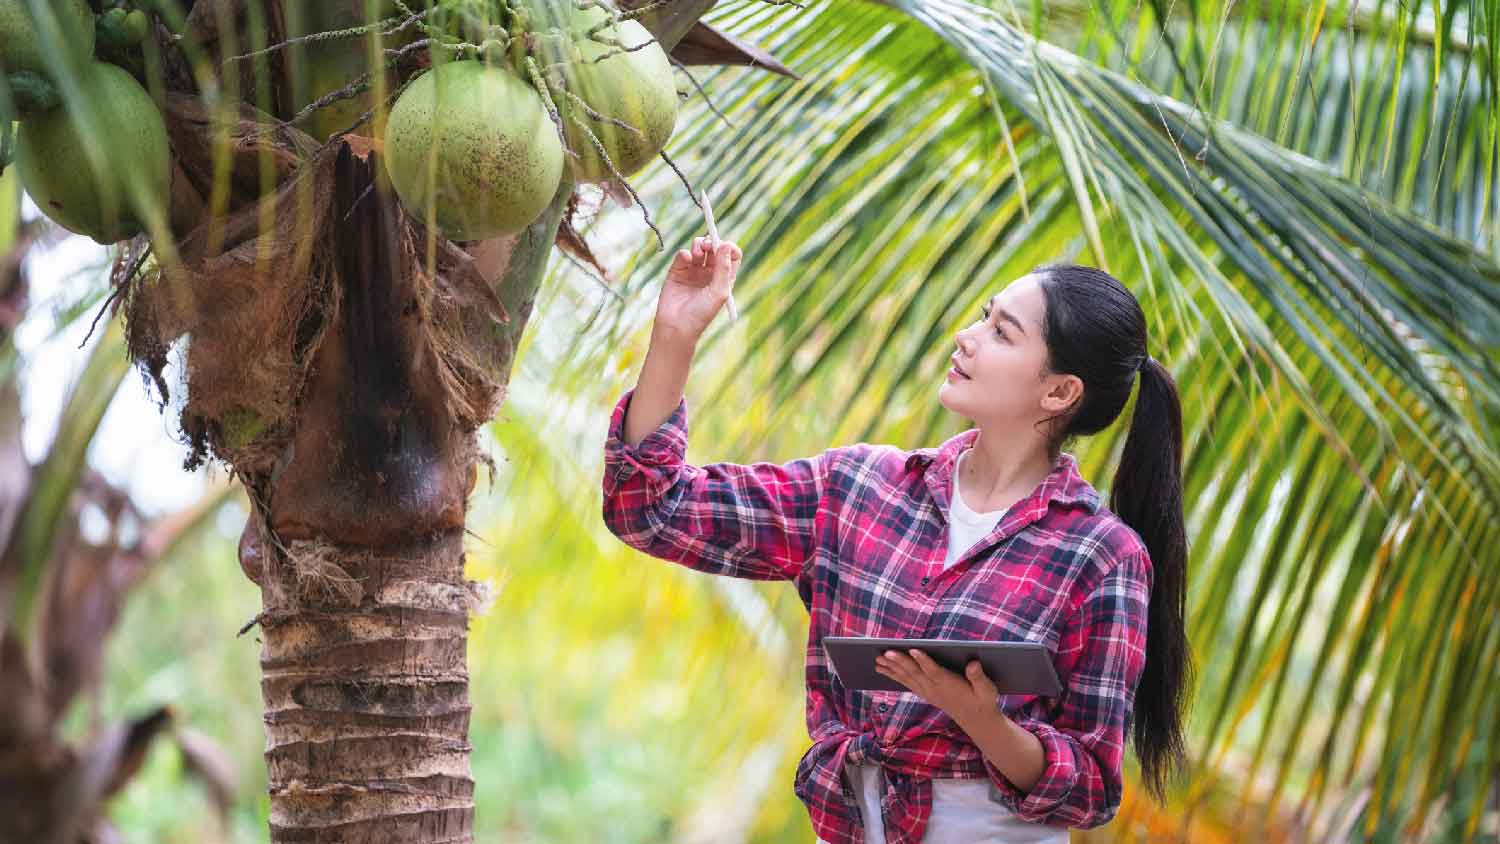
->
xmin=0 ymin=0 xmax=94 ymax=78
xmin=383 ymin=60 xmax=563 ymax=239
xmin=543 ymin=3 xmax=677 ymax=183
xmin=16 ymin=61 xmax=170 ymax=243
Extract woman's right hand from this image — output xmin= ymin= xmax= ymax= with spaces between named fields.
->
xmin=654 ymin=236 xmax=742 ymax=345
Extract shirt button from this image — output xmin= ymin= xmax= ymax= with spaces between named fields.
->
xmin=878 ymin=703 xmax=889 ymax=712
xmin=920 ymin=577 xmax=930 ymax=586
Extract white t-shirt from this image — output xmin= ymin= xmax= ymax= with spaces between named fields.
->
xmin=825 ymin=449 xmax=1070 ymax=844
xmin=945 ymin=447 xmax=1010 ymax=569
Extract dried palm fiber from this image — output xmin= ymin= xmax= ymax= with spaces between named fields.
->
xmin=122 ymin=95 xmax=513 ymax=476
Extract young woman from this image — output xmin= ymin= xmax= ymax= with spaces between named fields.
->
xmin=602 ymin=238 xmax=1192 ymax=844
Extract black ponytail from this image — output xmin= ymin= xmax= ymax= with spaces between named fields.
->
xmin=1032 ymin=263 xmax=1193 ymax=804
xmin=1110 ymin=356 xmax=1192 ymax=802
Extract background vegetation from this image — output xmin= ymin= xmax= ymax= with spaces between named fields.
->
xmin=6 ymin=0 xmax=1497 ymax=840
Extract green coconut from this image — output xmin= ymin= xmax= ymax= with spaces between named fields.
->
xmin=95 ymin=7 xmax=149 ymax=51
xmin=0 ymin=0 xmax=95 ymax=78
xmin=545 ymin=3 xmax=677 ymax=183
xmin=383 ymin=60 xmax=563 ymax=240
xmin=16 ymin=61 xmax=170 ymax=243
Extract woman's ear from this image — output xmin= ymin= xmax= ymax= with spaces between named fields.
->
xmin=1040 ymin=373 xmax=1084 ymax=415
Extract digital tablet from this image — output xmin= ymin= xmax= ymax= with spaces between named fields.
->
xmin=823 ymin=636 xmax=1063 ymax=696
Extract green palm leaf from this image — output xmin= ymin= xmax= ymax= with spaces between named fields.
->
xmin=1072 ymin=0 xmax=1497 ymax=238
xmin=553 ymin=0 xmax=1499 ymax=837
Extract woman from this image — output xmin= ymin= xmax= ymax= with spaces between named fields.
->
xmin=601 ymin=237 xmax=1192 ymax=844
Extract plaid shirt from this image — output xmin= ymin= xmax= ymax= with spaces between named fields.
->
xmin=601 ymin=387 xmax=1152 ymax=844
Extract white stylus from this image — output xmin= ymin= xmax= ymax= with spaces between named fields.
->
xmin=701 ymin=189 xmax=738 ymax=322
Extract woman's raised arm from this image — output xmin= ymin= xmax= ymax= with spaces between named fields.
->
xmin=601 ymin=238 xmax=840 ymax=581
xmin=603 ymin=384 xmax=838 ymax=582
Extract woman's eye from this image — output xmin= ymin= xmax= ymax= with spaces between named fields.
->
xmin=980 ymin=306 xmax=1005 ymax=338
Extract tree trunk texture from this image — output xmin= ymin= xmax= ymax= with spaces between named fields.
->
xmin=238 ymin=145 xmax=566 ymax=842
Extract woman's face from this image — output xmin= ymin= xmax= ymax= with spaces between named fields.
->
xmin=939 ymin=273 xmax=1080 ymax=427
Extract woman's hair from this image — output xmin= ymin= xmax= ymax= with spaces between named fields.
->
xmin=1031 ymin=262 xmax=1193 ymax=804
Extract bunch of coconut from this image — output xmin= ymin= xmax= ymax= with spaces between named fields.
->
xmin=382 ymin=0 xmax=678 ymax=241
xmin=1 ymin=0 xmax=170 ymax=244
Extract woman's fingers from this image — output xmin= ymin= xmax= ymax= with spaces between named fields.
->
xmin=675 ymin=239 xmax=742 ymax=289
xmin=877 ymin=651 xmax=910 ymax=675
xmin=712 ymin=246 xmax=742 ymax=297
xmin=691 ymin=238 xmax=742 ymax=265
xmin=909 ymin=649 xmax=938 ymax=675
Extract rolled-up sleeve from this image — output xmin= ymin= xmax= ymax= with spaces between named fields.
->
xmin=601 ymin=387 xmax=837 ymax=582
xmin=984 ymin=551 xmax=1152 ymax=828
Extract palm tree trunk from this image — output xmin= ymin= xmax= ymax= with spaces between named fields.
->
xmin=253 ymin=529 xmax=476 ymax=842
xmin=238 ymin=146 xmax=567 ymax=842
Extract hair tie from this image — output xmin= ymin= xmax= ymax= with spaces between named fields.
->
xmin=1136 ymin=353 xmax=1151 ymax=373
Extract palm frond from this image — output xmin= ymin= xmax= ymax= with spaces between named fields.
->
xmin=1070 ymin=0 xmax=1500 ymax=253
xmin=2 ymin=317 xmax=131 ymax=642
xmin=549 ymin=0 xmax=1500 ymax=838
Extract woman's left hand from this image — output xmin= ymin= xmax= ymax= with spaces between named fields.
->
xmin=875 ymin=649 xmax=1002 ymax=728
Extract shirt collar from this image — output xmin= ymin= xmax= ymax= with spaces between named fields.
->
xmin=905 ymin=428 xmax=1101 ymax=514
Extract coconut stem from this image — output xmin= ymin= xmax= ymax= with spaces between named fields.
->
xmin=384 ymin=9 xmax=433 ymax=38
xmin=558 ymin=89 xmax=644 ymax=138
xmin=522 ymin=56 xmax=579 ymax=162
xmin=565 ymin=110 xmax=662 ymax=249
xmin=253 ymin=36 xmax=420 ymax=141
xmin=572 ymin=33 xmax=662 ymax=62
xmin=220 ymin=14 xmax=416 ymax=66
xmin=393 ymin=0 xmax=491 ymax=54
xmin=436 ymin=34 xmax=514 ymax=62
xmin=668 ymin=56 xmax=735 ymax=129
xmin=575 ymin=0 xmax=622 ymax=37
xmin=326 ymin=77 xmax=411 ymax=143
xmin=580 ymin=0 xmax=678 ymax=27
xmin=279 ymin=75 xmax=372 ymax=133
xmin=572 ymin=1 xmax=613 ymax=18
xmin=571 ymin=0 xmax=684 ymax=38
xmin=657 ymin=150 xmax=700 ymax=208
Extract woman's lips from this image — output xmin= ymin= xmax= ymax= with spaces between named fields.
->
xmin=947 ymin=364 xmax=970 ymax=381
xmin=949 ymin=357 xmax=971 ymax=380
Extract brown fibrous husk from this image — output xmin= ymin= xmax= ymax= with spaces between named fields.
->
xmin=122 ymin=96 xmax=511 ymax=476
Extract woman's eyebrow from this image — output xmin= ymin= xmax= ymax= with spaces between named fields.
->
xmin=987 ymin=295 xmax=1027 ymax=336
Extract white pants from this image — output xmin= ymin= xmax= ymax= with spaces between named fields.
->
xmin=815 ymin=762 xmax=1070 ymax=844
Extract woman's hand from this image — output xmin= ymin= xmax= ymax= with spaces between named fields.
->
xmin=654 ymin=237 xmax=741 ymax=345
xmin=876 ymin=649 xmax=1003 ymax=729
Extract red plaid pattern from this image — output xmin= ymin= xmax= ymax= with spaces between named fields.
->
xmin=602 ymin=387 xmax=1152 ymax=843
